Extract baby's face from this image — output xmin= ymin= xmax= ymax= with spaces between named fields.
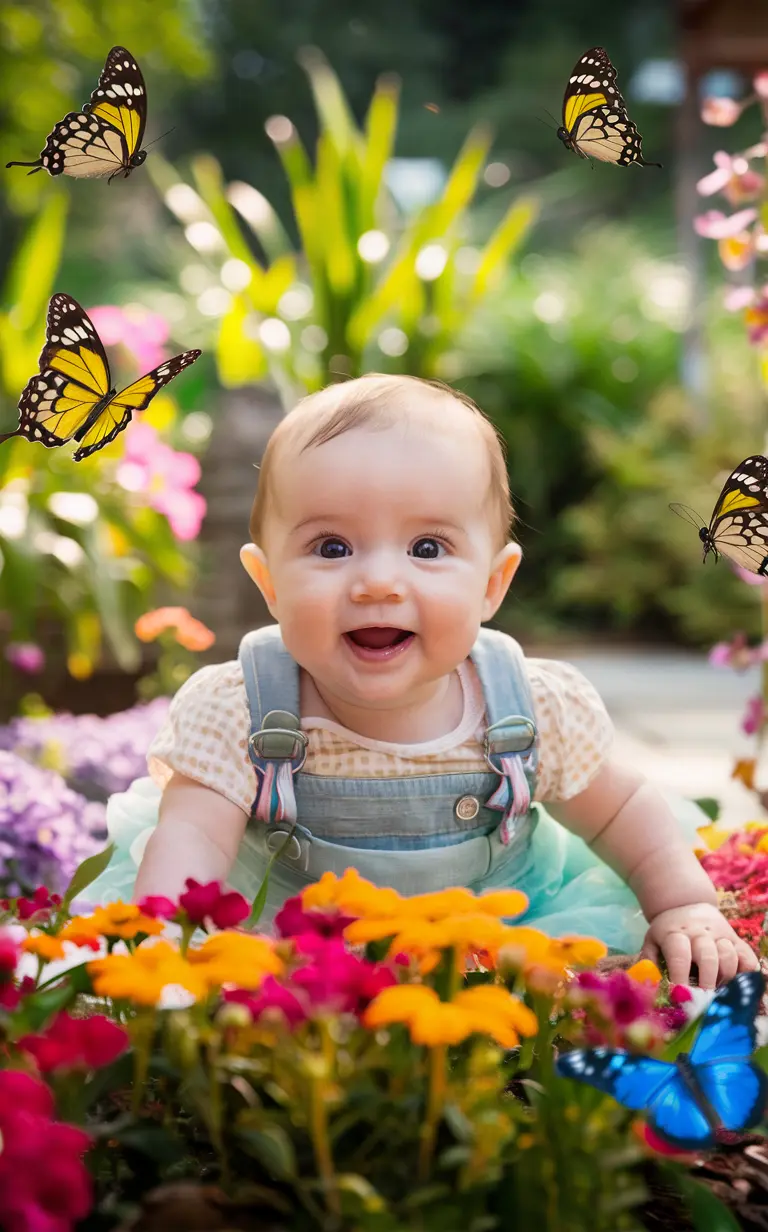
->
xmin=254 ymin=409 xmax=514 ymax=712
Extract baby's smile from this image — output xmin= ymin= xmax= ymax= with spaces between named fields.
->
xmin=343 ymin=626 xmax=416 ymax=662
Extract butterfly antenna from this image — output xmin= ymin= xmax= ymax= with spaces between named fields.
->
xmin=536 ymin=109 xmax=558 ymax=132
xmin=143 ymin=127 xmax=175 ymax=152
xmin=669 ymin=502 xmax=706 ymax=531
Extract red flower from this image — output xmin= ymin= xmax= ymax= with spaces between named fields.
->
xmin=291 ymin=935 xmax=397 ymax=1016
xmin=274 ymin=893 xmax=356 ymax=939
xmin=18 ymin=1012 xmax=129 ymax=1073
xmin=0 ymin=975 xmax=35 ymax=1011
xmin=0 ymin=929 xmax=19 ymax=979
xmin=179 ymin=879 xmax=249 ymax=929
xmin=16 ymin=886 xmax=61 ymax=921
xmin=0 ymin=1069 xmax=92 ymax=1230
xmin=137 ymin=895 xmax=178 ymax=919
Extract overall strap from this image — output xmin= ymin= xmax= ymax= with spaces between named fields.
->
xmin=469 ymin=627 xmax=539 ymax=846
xmin=238 ymin=625 xmax=306 ymax=825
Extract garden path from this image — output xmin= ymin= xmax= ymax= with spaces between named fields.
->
xmin=545 ymin=648 xmax=762 ymax=830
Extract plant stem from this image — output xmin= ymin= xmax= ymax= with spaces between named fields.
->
xmin=418 ymin=1043 xmax=447 ymax=1182
xmin=309 ymin=1067 xmax=340 ymax=1217
xmin=130 ymin=1006 xmax=156 ymax=1115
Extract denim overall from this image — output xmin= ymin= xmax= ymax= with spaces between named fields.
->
xmin=228 ymin=624 xmax=639 ymax=940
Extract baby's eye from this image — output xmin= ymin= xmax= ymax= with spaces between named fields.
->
xmin=313 ymin=537 xmax=350 ymax=559
xmin=411 ymin=537 xmax=447 ymax=560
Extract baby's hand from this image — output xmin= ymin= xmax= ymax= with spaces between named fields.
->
xmin=640 ymin=902 xmax=759 ymax=989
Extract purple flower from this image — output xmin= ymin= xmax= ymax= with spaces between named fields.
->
xmin=708 ymin=633 xmax=768 ymax=671
xmin=4 ymin=643 xmax=45 ymax=674
xmin=742 ymin=695 xmax=766 ymax=736
xmin=0 ymin=751 xmax=106 ymax=896
xmin=0 ymin=698 xmax=169 ymax=799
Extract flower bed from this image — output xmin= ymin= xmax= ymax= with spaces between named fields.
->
xmin=0 ymin=836 xmax=766 ymax=1232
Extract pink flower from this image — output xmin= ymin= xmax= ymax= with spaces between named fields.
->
xmin=746 ymin=293 xmax=768 ymax=344
xmin=0 ymin=929 xmax=19 ymax=979
xmin=694 ymin=207 xmax=758 ymax=239
xmin=697 ymin=151 xmax=764 ymax=205
xmin=0 ymin=1069 xmax=92 ymax=1230
xmin=224 ymin=977 xmax=306 ymax=1027
xmin=137 ymin=895 xmax=178 ymax=919
xmin=635 ymin=1119 xmax=701 ymax=1160
xmin=755 ymin=72 xmax=768 ymax=100
xmin=701 ymin=97 xmax=743 ymax=127
xmin=178 ymin=878 xmax=249 ymax=929
xmin=117 ymin=422 xmax=206 ymax=541
xmin=724 ymin=285 xmax=756 ymax=312
xmin=88 ymin=305 xmax=170 ymax=373
xmin=290 ymin=934 xmax=397 ymax=1015
xmin=741 ymin=695 xmax=765 ymax=736
xmin=732 ymin=562 xmax=768 ymax=586
xmin=274 ymin=893 xmax=356 ymax=939
xmin=4 ymin=642 xmax=45 ymax=674
xmin=18 ymin=1012 xmax=129 ymax=1073
xmin=15 ymin=886 xmax=61 ymax=921
xmin=708 ymin=633 xmax=768 ymax=670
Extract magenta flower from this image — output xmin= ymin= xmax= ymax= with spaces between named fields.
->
xmin=742 ymin=695 xmax=765 ymax=736
xmin=4 ymin=643 xmax=45 ymax=674
xmin=274 ymin=892 xmax=356 ymax=939
xmin=224 ymin=977 xmax=306 ymax=1027
xmin=117 ymin=422 xmax=206 ymax=541
xmin=137 ymin=895 xmax=177 ymax=919
xmin=178 ymin=878 xmax=249 ymax=929
xmin=88 ymin=305 xmax=170 ymax=373
xmin=746 ymin=293 xmax=768 ymax=345
xmin=290 ymin=934 xmax=397 ymax=1016
xmin=693 ymin=207 xmax=758 ymax=239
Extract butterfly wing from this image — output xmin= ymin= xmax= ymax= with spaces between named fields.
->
xmin=26 ymin=110 xmax=129 ymax=179
xmin=645 ymin=1071 xmax=717 ymax=1148
xmin=562 ymin=48 xmax=625 ymax=136
xmin=569 ymin=107 xmax=648 ymax=166
xmin=562 ymin=47 xmax=658 ymax=167
xmin=685 ymin=974 xmax=768 ymax=1136
xmin=556 ymin=1048 xmax=673 ymax=1108
xmin=72 ymin=349 xmax=201 ymax=461
xmin=16 ymin=294 xmax=111 ymax=448
xmin=708 ymin=456 xmax=768 ymax=576
xmin=83 ymin=46 xmax=147 ymax=165
xmin=694 ymin=1060 xmax=768 ymax=1134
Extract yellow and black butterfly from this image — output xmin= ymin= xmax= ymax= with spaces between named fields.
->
xmin=671 ymin=455 xmax=768 ymax=577
xmin=7 ymin=47 xmax=147 ymax=182
xmin=0 ymin=294 xmax=201 ymax=462
xmin=557 ymin=47 xmax=661 ymax=168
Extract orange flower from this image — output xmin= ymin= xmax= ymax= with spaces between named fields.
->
xmin=303 ymin=870 xmax=528 ymax=925
xmin=60 ymin=902 xmax=164 ymax=943
xmin=134 ymin=607 xmax=215 ymax=652
xmin=89 ymin=941 xmax=208 ymax=1005
xmin=186 ymin=931 xmax=283 ymax=990
xmin=23 ymin=934 xmax=66 ymax=961
xmin=732 ymin=758 xmax=757 ymax=791
xmin=498 ymin=928 xmax=606 ymax=993
xmin=302 ymin=868 xmax=404 ymax=917
xmin=626 ymin=959 xmax=662 ymax=986
xmin=363 ymin=983 xmax=536 ymax=1048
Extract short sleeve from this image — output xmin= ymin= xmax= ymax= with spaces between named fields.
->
xmin=526 ymin=658 xmax=614 ymax=802
xmin=147 ymin=660 xmax=255 ymax=815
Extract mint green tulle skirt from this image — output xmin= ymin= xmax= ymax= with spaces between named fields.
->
xmin=85 ymin=777 xmax=709 ymax=953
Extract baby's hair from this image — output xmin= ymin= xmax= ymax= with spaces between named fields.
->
xmin=249 ymin=373 xmax=514 ymax=549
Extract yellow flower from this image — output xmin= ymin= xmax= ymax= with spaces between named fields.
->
xmin=695 ymin=823 xmax=731 ymax=854
xmin=498 ymin=928 xmax=606 ymax=993
xmin=89 ymin=941 xmax=209 ymax=1005
xmin=23 ymin=934 xmax=65 ymax=961
xmin=548 ymin=936 xmax=607 ymax=968
xmin=303 ymin=871 xmax=527 ymax=925
xmin=187 ymin=931 xmax=283 ymax=990
xmin=732 ymin=759 xmax=757 ymax=791
xmin=61 ymin=901 xmax=164 ymax=943
xmin=363 ymin=983 xmax=536 ymax=1048
xmin=626 ymin=959 xmax=662 ymax=986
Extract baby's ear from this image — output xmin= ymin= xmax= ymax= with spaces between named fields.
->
xmin=482 ymin=543 xmax=521 ymax=621
xmin=240 ymin=543 xmax=277 ymax=611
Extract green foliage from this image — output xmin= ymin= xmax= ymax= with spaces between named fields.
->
xmin=151 ymin=48 xmax=538 ymax=404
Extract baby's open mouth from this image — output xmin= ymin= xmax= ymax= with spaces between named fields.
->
xmin=343 ymin=627 xmax=415 ymax=660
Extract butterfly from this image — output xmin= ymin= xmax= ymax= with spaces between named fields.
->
xmin=0 ymin=294 xmax=201 ymax=462
xmin=670 ymin=454 xmax=768 ymax=578
xmin=557 ymin=47 xmax=661 ymax=167
xmin=7 ymin=47 xmax=147 ymax=182
xmin=556 ymin=971 xmax=768 ymax=1149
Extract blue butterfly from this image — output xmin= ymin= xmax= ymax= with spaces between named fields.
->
xmin=556 ymin=971 xmax=768 ymax=1149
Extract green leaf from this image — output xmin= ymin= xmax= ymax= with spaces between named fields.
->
xmin=114 ymin=1123 xmax=186 ymax=1165
xmin=2 ymin=192 xmax=68 ymax=332
xmin=245 ymin=826 xmax=296 ymax=928
xmin=693 ymin=797 xmax=721 ymax=822
xmin=81 ymin=524 xmax=140 ymax=672
xmin=470 ymin=196 xmax=539 ymax=304
xmin=13 ymin=980 xmax=78 ymax=1032
xmin=60 ymin=843 xmax=116 ymax=911
xmin=236 ymin=1125 xmax=297 ymax=1179
xmin=359 ymin=75 xmax=400 ymax=231
xmin=299 ymin=47 xmax=361 ymax=160
xmin=666 ymin=1168 xmax=742 ymax=1231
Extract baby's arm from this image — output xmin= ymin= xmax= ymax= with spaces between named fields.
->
xmin=133 ymin=772 xmax=249 ymax=902
xmin=550 ymin=761 xmax=758 ymax=987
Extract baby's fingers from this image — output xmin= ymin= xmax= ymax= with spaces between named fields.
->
xmin=736 ymin=940 xmax=760 ymax=973
xmin=714 ymin=937 xmax=739 ymax=984
xmin=691 ymin=933 xmax=720 ymax=990
xmin=661 ymin=932 xmax=692 ymax=987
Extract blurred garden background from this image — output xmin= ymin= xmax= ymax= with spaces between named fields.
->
xmin=2 ymin=0 xmax=768 ymax=878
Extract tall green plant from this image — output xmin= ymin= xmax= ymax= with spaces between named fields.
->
xmin=0 ymin=202 xmax=199 ymax=685
xmin=149 ymin=48 xmax=538 ymax=405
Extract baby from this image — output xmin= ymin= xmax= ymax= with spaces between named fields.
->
xmin=103 ymin=373 xmax=755 ymax=988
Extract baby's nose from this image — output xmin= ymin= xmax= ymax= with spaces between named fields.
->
xmin=349 ymin=551 xmax=406 ymax=602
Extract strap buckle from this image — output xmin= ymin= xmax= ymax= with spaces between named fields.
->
xmin=483 ymin=715 xmax=536 ymax=773
xmin=248 ymin=709 xmax=308 ymax=769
